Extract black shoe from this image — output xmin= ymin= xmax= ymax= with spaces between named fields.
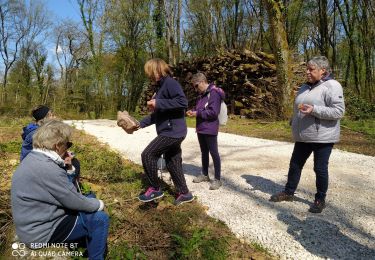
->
xmin=270 ymin=191 xmax=294 ymax=202
xmin=309 ymin=200 xmax=326 ymax=213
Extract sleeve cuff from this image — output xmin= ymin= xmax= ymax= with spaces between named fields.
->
xmin=98 ymin=200 xmax=104 ymax=211
xmin=67 ymin=166 xmax=76 ymax=175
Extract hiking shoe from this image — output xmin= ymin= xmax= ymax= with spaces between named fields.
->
xmin=270 ymin=191 xmax=294 ymax=202
xmin=138 ymin=187 xmax=164 ymax=202
xmin=209 ymin=179 xmax=222 ymax=190
xmin=193 ymin=174 xmax=210 ymax=183
xmin=174 ymin=192 xmax=194 ymax=206
xmin=309 ymin=200 xmax=326 ymax=213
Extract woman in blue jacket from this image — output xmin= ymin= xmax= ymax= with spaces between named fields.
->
xmin=20 ymin=105 xmax=80 ymax=186
xmin=137 ymin=58 xmax=193 ymax=206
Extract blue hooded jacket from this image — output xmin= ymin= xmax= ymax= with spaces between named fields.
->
xmin=20 ymin=123 xmax=39 ymax=161
xmin=195 ymin=84 xmax=225 ymax=135
xmin=140 ymin=76 xmax=188 ymax=138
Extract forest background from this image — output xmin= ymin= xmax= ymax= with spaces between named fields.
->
xmin=0 ymin=0 xmax=374 ymax=120
xmin=1 ymin=1 xmax=375 ymax=257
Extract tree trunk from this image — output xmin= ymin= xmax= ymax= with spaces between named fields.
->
xmin=263 ymin=0 xmax=293 ymax=119
xmin=176 ymin=0 xmax=181 ymax=62
xmin=318 ymin=0 xmax=329 ymax=57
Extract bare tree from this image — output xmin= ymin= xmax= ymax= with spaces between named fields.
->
xmin=0 ymin=0 xmax=49 ymax=104
xmin=77 ymin=0 xmax=108 ymax=117
xmin=54 ymin=20 xmax=89 ymax=87
xmin=30 ymin=44 xmax=47 ymax=102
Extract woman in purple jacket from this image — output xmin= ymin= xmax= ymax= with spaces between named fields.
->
xmin=187 ymin=73 xmax=225 ymax=190
xmin=137 ymin=58 xmax=194 ymax=206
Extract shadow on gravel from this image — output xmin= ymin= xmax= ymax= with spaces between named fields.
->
xmin=182 ymin=163 xmax=201 ymax=177
xmin=205 ymin=172 xmax=375 ymax=258
xmin=277 ymin=213 xmax=375 ymax=259
xmin=241 ymin=175 xmax=311 ymax=206
xmin=181 ymin=147 xmax=375 ymax=258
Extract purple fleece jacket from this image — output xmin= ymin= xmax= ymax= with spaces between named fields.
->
xmin=140 ymin=76 xmax=188 ymax=138
xmin=195 ymin=84 xmax=225 ymax=135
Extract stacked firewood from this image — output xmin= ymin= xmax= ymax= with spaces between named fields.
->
xmin=140 ymin=49 xmax=304 ymax=119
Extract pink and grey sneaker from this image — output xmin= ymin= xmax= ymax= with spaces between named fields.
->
xmin=174 ymin=192 xmax=194 ymax=206
xmin=138 ymin=187 xmax=164 ymax=202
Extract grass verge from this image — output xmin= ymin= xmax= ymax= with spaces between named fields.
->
xmin=0 ymin=117 xmax=273 ymax=259
xmin=186 ymin=116 xmax=375 ymax=156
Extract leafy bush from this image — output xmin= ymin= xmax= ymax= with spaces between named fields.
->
xmin=345 ymin=92 xmax=375 ymax=120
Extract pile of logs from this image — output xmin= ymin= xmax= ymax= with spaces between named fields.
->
xmin=141 ymin=49 xmax=305 ymax=119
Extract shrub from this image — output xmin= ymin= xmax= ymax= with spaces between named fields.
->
xmin=345 ymin=91 xmax=375 ymax=120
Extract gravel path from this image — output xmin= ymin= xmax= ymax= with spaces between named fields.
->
xmin=66 ymin=119 xmax=375 ymax=259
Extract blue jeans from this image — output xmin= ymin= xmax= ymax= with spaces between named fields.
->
xmin=65 ymin=211 xmax=109 ymax=260
xmin=285 ymin=142 xmax=334 ymax=201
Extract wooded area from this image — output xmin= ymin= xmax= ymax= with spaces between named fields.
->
xmin=0 ymin=0 xmax=374 ymax=119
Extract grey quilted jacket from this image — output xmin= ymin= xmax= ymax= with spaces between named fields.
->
xmin=291 ymin=76 xmax=345 ymax=143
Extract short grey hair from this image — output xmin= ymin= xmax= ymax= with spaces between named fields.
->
xmin=307 ymin=56 xmax=330 ymax=71
xmin=191 ymin=72 xmax=207 ymax=85
xmin=33 ymin=120 xmax=72 ymax=150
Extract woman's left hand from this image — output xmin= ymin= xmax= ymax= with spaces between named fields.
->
xmin=147 ymin=99 xmax=156 ymax=110
xmin=186 ymin=110 xmax=197 ymax=117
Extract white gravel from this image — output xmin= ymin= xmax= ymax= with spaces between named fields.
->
xmin=66 ymin=119 xmax=375 ymax=259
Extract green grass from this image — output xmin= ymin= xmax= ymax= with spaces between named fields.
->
xmin=5 ymin=114 xmax=372 ymax=258
xmin=0 ymin=117 xmax=273 ymax=259
xmin=341 ymin=119 xmax=375 ymax=138
xmin=189 ymin=115 xmax=375 ymax=156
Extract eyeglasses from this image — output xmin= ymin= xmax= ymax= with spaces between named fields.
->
xmin=193 ymin=83 xmax=199 ymax=89
xmin=67 ymin=141 xmax=73 ymax=149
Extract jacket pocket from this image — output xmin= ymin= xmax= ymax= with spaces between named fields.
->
xmin=314 ymin=118 xmax=321 ymax=132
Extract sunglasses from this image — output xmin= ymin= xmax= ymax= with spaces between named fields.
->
xmin=67 ymin=141 xmax=73 ymax=149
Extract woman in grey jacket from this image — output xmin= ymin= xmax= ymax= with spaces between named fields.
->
xmin=11 ymin=120 xmax=109 ymax=259
xmin=270 ymin=56 xmax=345 ymax=213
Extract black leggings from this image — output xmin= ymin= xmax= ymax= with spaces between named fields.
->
xmin=141 ymin=135 xmax=189 ymax=194
xmin=197 ymin=133 xmax=221 ymax=180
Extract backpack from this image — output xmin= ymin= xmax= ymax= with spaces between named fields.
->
xmin=205 ymin=87 xmax=228 ymax=126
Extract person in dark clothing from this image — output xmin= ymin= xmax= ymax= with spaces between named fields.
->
xmin=136 ymin=58 xmax=194 ymax=206
xmin=20 ymin=105 xmax=80 ymax=185
xmin=187 ymin=73 xmax=225 ymax=190
xmin=21 ymin=105 xmax=54 ymax=161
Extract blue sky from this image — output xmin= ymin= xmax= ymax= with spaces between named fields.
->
xmin=43 ymin=0 xmax=82 ymax=68
xmin=0 ymin=1 xmax=82 ymax=72
xmin=45 ymin=0 xmax=81 ymax=21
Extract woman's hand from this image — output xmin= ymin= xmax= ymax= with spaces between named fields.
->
xmin=299 ymin=104 xmax=314 ymax=114
xmin=147 ymin=99 xmax=156 ymax=111
xmin=63 ymin=152 xmax=74 ymax=170
xmin=186 ymin=110 xmax=197 ymax=117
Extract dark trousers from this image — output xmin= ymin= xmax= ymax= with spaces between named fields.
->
xmin=141 ymin=135 xmax=189 ymax=194
xmin=285 ymin=142 xmax=334 ymax=201
xmin=197 ymin=133 xmax=221 ymax=180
